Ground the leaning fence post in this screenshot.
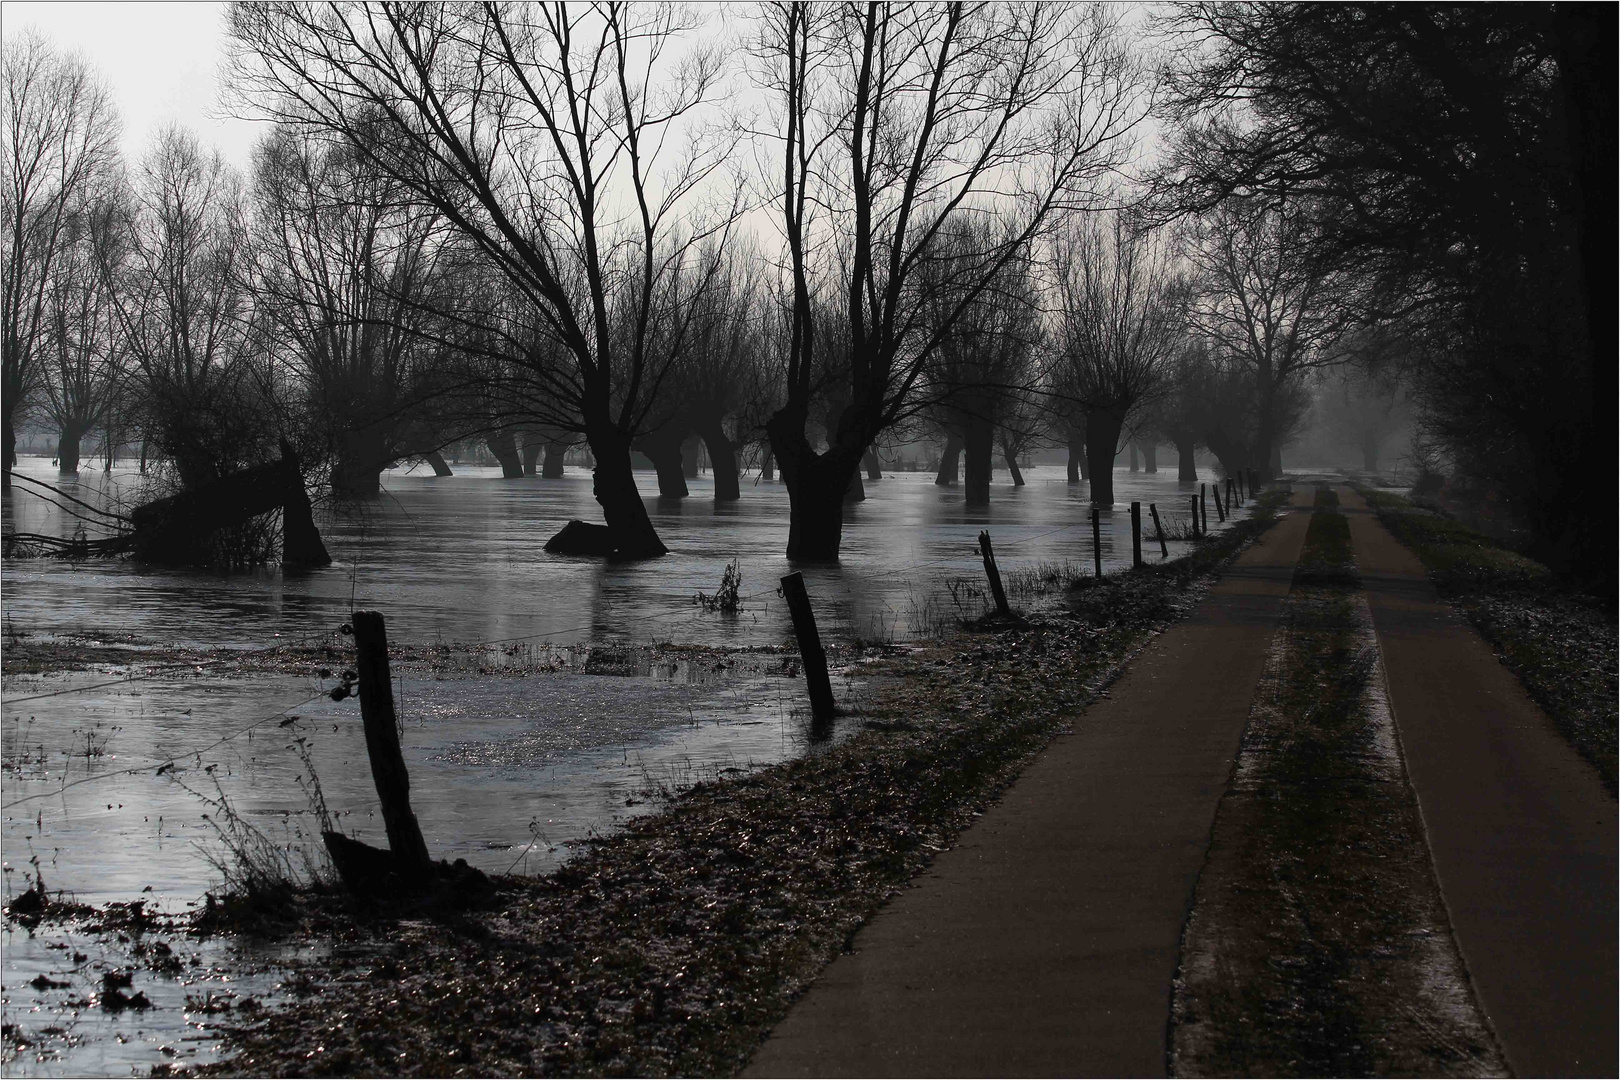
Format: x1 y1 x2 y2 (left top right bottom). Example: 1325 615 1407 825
1212 483 1227 523
350 610 431 872
1150 502 1169 558
1091 506 1103 578
780 572 836 719
1130 501 1142 568
978 530 1011 616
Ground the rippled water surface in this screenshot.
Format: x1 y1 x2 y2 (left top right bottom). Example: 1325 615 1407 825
2 453 1238 1075
3 455 1229 648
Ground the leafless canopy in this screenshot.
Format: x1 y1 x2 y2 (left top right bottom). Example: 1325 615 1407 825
1 30 120 484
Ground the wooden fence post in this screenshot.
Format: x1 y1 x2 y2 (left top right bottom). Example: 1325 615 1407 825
350 610 431 872
1200 484 1209 534
1212 483 1227 523
1091 506 1103 578
1130 502 1142 568
1149 503 1169 558
780 572 836 719
978 531 1011 616
1190 494 1200 538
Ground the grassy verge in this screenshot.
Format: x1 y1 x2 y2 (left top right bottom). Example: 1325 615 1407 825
1357 487 1617 793
1171 486 1504 1076
199 491 1290 1078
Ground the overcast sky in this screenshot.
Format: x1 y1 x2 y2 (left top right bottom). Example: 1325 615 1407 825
6 1 266 169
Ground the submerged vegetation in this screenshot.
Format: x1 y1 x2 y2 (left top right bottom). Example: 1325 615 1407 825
1358 487 1617 792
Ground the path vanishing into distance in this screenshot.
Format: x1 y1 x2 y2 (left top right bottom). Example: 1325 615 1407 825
746 485 1617 1078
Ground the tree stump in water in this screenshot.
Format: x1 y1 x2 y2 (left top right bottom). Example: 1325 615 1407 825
545 520 619 557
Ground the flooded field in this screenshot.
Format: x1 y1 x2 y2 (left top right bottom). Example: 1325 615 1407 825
2 455 1225 649
2 454 1235 1075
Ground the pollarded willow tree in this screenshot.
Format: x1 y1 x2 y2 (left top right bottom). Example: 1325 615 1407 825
1047 209 1185 506
106 127 272 488
752 0 1144 559
227 1 741 558
250 128 460 497
1 30 120 491
40 192 130 474
918 222 1041 507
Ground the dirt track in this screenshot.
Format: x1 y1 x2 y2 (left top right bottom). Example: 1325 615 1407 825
747 487 1617 1077
746 490 1314 1078
1340 487 1617 1078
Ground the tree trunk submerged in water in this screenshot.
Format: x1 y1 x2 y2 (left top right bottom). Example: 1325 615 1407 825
1142 442 1158 474
768 411 858 560
864 449 882 481
487 430 523 479
585 424 667 558
1003 439 1025 486
1176 437 1198 482
963 417 994 506
935 435 962 486
1085 406 1127 506
698 425 740 502
541 440 567 478
424 451 453 477
2 407 13 493
638 432 688 499
57 421 87 475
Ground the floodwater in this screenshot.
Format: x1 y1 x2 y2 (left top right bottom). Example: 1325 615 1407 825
1 453 1236 1075
2 455 1228 649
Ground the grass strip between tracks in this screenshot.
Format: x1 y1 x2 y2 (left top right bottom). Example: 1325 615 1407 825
1170 487 1505 1077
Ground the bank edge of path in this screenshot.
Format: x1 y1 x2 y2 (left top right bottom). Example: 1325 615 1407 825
744 489 1317 1079
1339 486 1617 1078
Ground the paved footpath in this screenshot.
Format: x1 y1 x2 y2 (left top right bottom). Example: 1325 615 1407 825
746 490 1316 1078
1339 488 1617 1078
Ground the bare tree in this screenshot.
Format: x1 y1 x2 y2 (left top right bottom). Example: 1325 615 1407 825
1047 210 1184 505
250 129 461 496
227 1 740 558
106 127 269 487
752 0 1143 558
919 222 1041 506
678 240 772 502
1183 198 1357 480
1 31 119 490
40 192 130 473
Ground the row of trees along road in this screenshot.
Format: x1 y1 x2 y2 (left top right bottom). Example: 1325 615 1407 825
1152 2 1615 587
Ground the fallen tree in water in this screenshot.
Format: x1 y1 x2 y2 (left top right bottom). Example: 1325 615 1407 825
130 446 331 569
3 444 332 570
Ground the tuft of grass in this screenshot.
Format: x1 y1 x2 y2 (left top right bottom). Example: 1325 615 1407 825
1357 486 1616 793
695 560 744 614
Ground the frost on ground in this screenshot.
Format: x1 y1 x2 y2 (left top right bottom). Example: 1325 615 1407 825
1171 489 1507 1077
